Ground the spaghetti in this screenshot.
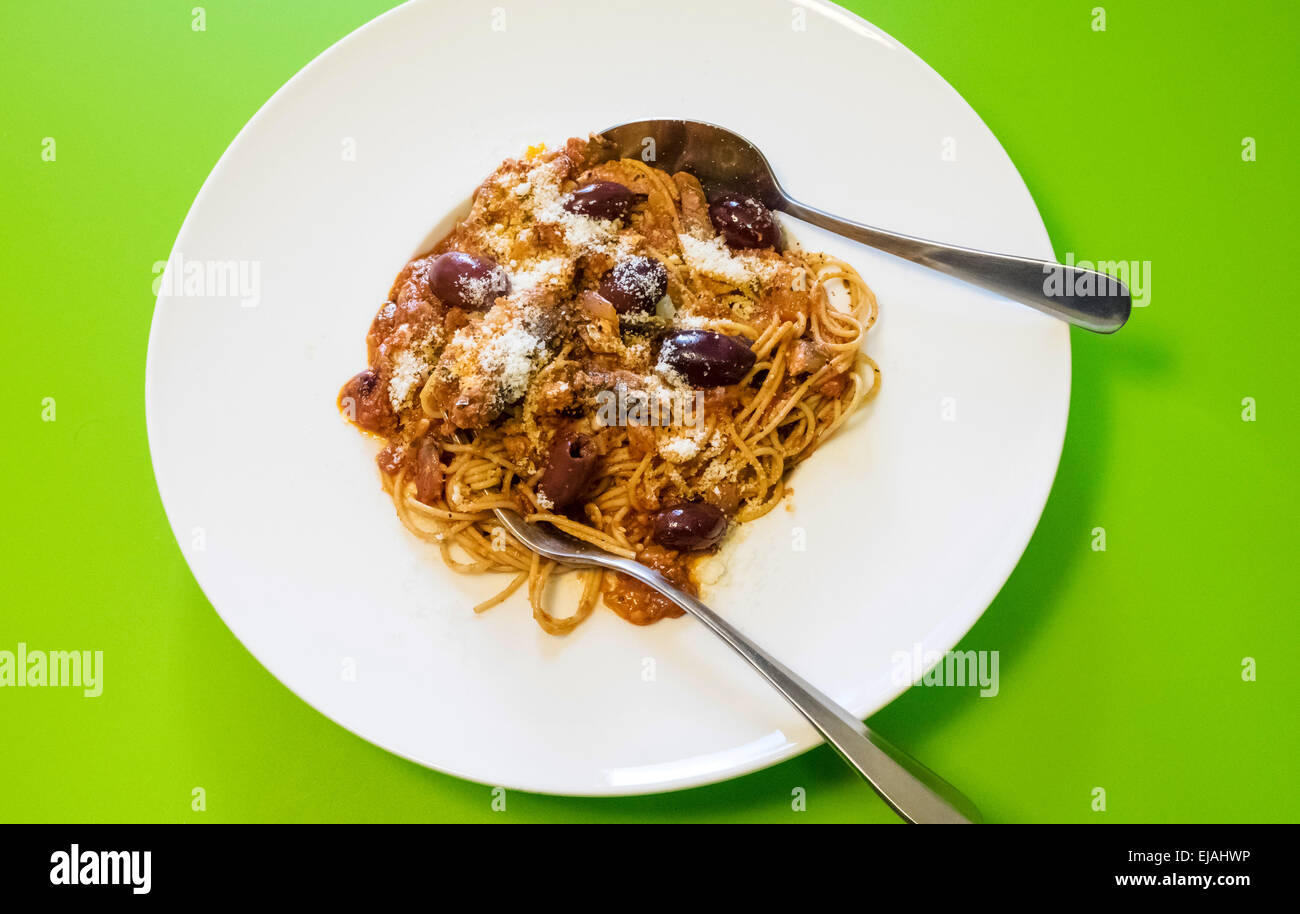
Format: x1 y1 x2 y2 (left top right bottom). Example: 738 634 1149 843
339 136 879 634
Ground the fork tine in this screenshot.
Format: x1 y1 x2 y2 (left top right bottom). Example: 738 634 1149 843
492 508 608 567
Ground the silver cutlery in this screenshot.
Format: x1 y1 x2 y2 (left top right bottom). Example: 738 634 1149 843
597 118 1130 333
492 506 981 824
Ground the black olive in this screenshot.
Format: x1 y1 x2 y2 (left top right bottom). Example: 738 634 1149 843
563 182 643 220
428 251 510 310
598 256 668 315
708 193 780 249
653 504 727 551
658 329 756 387
537 434 599 509
338 368 394 435
351 367 379 397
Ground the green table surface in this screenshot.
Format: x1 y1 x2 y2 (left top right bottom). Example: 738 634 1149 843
1 0 1296 824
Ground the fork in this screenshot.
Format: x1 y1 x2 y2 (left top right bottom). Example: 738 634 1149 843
491 506 982 824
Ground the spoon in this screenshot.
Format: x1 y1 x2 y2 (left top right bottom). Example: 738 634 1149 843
597 118 1130 333
491 506 981 824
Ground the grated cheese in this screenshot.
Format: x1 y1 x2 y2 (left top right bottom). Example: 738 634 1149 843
659 435 701 463
388 348 429 410
510 256 568 293
477 324 541 404
677 233 755 286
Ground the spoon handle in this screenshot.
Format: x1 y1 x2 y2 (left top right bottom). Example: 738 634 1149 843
610 558 981 823
780 197 1130 333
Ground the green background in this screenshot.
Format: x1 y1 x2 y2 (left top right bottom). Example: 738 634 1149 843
1 0 1295 823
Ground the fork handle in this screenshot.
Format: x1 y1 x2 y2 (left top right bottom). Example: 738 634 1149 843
614 560 981 823
779 197 1130 334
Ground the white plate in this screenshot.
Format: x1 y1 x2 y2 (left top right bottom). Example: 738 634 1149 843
146 0 1068 795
